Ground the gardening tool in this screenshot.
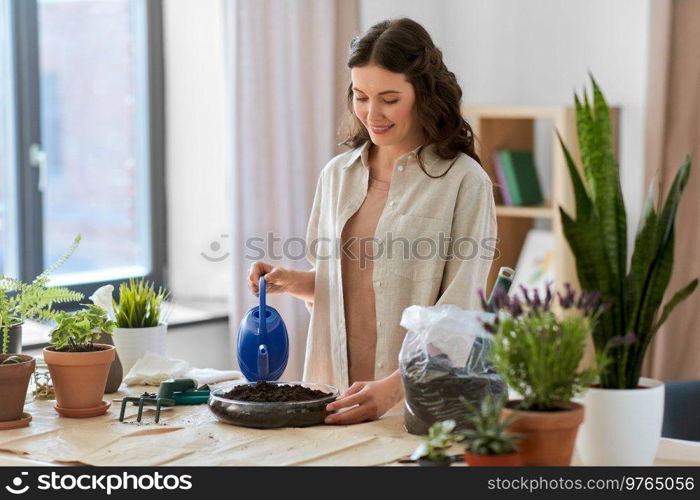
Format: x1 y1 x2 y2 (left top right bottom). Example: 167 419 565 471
117 378 210 423
236 276 289 381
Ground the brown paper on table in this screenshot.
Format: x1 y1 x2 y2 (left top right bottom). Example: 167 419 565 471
75 415 420 466
1 389 422 466
0 419 182 463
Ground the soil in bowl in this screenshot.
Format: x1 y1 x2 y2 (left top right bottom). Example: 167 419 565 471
209 381 338 429
220 381 331 402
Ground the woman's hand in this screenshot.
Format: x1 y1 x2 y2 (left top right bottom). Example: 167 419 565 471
247 261 316 302
248 261 294 295
325 371 404 425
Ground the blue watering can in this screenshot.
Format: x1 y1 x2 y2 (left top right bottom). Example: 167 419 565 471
237 276 289 381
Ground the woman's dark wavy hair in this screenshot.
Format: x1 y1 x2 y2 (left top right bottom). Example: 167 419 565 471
341 18 480 178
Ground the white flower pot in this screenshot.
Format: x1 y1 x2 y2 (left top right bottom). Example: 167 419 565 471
576 377 665 466
111 324 167 375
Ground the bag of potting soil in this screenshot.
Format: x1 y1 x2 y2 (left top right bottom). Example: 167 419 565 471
399 304 506 435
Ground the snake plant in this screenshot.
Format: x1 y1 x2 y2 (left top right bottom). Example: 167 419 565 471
558 75 698 389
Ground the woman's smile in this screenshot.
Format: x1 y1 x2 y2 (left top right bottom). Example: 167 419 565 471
369 124 394 135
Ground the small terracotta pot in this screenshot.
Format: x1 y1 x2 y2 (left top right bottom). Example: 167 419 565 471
501 400 584 466
0 354 35 422
43 344 115 411
464 451 523 466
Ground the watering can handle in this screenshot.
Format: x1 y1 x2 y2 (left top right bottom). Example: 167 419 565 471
258 275 267 336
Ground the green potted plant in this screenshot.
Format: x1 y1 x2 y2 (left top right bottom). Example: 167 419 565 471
43 304 116 418
410 419 463 466
558 76 697 465
97 278 170 375
483 282 607 465
460 394 523 466
0 235 83 354
0 236 82 428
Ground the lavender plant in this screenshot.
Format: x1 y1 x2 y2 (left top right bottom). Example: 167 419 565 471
480 283 609 411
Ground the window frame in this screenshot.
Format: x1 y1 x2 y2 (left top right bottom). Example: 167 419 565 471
7 0 167 303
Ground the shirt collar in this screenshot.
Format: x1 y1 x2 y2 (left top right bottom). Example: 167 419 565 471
342 141 442 170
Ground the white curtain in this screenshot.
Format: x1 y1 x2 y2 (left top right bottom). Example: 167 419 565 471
223 0 358 378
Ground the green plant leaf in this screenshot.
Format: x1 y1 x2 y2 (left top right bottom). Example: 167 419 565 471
652 279 698 335
556 131 593 222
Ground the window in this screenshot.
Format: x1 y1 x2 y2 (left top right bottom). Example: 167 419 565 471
1 0 19 279
2 0 165 297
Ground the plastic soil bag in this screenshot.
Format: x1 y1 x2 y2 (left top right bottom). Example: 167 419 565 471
399 304 506 435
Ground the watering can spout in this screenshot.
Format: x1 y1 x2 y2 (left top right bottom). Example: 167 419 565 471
257 345 269 380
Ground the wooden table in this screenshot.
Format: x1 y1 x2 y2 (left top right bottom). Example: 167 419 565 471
1 386 698 466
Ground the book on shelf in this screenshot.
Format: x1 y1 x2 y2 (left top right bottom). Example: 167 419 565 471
492 153 512 205
495 150 544 206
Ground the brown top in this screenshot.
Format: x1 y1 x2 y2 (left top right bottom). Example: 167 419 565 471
341 175 390 384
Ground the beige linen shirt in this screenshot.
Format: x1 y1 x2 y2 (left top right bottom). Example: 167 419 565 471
303 141 497 391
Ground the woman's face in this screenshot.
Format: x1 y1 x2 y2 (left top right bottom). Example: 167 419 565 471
351 64 423 150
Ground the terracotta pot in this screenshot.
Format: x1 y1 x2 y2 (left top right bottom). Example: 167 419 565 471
464 451 523 466
0 354 35 422
43 344 115 411
501 400 584 466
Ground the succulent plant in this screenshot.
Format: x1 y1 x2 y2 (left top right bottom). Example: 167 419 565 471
460 394 521 456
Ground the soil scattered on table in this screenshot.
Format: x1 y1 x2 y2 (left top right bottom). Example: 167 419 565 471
220 381 330 402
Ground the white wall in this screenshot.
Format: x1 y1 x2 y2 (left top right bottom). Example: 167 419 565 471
360 0 650 244
163 0 231 301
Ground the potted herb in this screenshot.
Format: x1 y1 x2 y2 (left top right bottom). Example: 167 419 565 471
460 394 522 466
0 236 82 427
43 304 116 417
100 278 170 375
410 419 463 466
558 76 697 465
484 283 607 466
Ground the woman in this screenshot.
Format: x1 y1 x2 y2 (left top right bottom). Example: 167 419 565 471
248 18 496 425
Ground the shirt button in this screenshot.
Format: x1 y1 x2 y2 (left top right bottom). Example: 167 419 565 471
375 280 382 287
397 165 404 172
388 200 395 207
377 321 382 327
377 362 384 369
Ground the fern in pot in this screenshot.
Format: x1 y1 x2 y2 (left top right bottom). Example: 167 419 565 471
0 236 82 426
483 283 608 466
94 278 171 375
558 76 698 465
44 304 116 417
